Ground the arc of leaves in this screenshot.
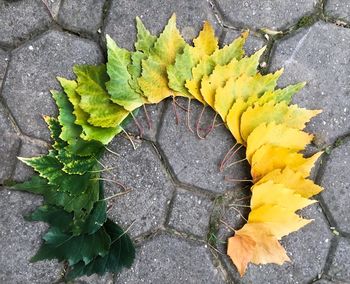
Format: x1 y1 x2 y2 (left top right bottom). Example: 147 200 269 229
12 14 324 279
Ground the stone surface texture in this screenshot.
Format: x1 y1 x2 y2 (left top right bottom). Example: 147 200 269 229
0 0 349 283
0 0 52 47
214 0 317 30
57 0 105 34
319 138 350 234
271 22 350 146
167 188 213 238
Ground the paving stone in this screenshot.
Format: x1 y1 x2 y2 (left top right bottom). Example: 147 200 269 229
57 0 105 34
325 0 350 23
219 204 332 283
0 188 61 283
0 49 9 87
115 233 226 284
124 101 165 142
327 237 350 281
313 279 343 284
167 188 213 238
214 0 317 31
0 103 20 184
2 30 104 141
222 28 266 55
75 273 113 284
104 0 221 50
100 136 175 238
42 0 62 20
13 140 48 182
319 138 350 234
0 0 52 47
157 99 251 194
270 22 350 146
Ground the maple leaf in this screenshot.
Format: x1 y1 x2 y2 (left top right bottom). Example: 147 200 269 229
251 145 323 181
245 122 314 163
138 14 186 103
227 223 290 276
75 64 129 128
106 35 144 111
185 31 248 104
167 21 218 97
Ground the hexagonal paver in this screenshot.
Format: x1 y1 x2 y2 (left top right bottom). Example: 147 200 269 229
0 0 52 47
57 0 105 34
327 237 350 281
115 233 226 284
104 0 221 50
214 0 317 30
325 0 350 23
13 139 48 182
222 29 266 55
0 103 20 183
1 30 103 141
100 136 175 238
219 204 332 283
158 99 251 193
0 188 61 283
270 22 350 146
167 188 213 238
319 138 350 234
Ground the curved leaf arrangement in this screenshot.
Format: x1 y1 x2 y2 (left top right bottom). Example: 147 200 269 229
12 14 323 279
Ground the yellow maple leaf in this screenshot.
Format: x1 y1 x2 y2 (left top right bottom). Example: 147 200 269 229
251 145 323 181
256 168 323 198
250 181 316 212
185 31 248 104
246 122 314 163
240 101 321 142
138 14 186 103
227 223 290 276
248 204 312 239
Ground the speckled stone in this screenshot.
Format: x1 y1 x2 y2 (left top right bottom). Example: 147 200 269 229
104 0 221 50
167 188 213 238
100 136 175 238
115 234 226 284
327 237 350 282
0 0 52 47
214 0 317 30
270 22 350 146
319 138 350 234
2 30 103 141
325 0 350 23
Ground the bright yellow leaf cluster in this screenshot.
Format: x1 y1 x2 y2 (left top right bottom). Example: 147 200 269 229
135 15 322 276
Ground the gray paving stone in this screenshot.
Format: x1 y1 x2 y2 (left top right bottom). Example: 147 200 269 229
75 273 113 284
13 140 48 182
2 30 103 141
319 138 350 234
167 188 213 238
0 0 52 47
157 99 251 193
115 233 226 284
0 188 61 283
313 279 344 284
214 0 317 30
0 49 9 87
124 101 165 142
101 136 175 238
0 103 20 184
222 29 266 55
325 0 350 23
104 0 221 50
219 204 332 283
270 22 350 146
328 237 350 282
57 0 105 35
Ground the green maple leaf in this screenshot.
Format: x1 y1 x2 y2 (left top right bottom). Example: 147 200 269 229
65 219 135 280
43 116 68 150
